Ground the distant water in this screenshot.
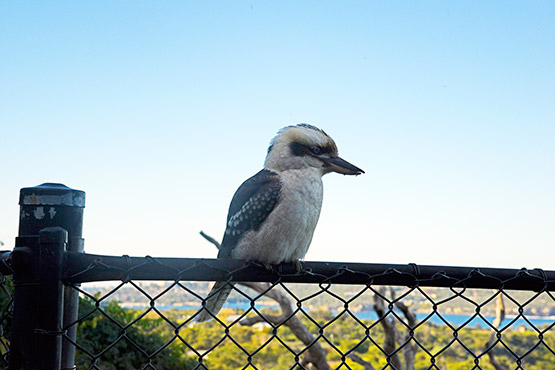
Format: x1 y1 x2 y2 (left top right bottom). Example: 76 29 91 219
355 311 555 330
120 302 554 329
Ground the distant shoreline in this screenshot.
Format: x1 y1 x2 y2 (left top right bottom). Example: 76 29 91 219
116 302 555 329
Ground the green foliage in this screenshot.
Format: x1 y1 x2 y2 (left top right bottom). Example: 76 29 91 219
0 275 13 361
163 308 555 369
0 275 13 329
75 297 196 369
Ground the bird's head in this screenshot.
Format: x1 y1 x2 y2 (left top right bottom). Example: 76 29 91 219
264 124 364 176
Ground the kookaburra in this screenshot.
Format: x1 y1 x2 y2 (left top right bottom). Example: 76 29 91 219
196 124 363 322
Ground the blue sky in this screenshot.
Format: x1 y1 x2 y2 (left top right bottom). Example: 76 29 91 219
1 1 554 269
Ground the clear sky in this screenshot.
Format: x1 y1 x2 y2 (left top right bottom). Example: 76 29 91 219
1 1 554 269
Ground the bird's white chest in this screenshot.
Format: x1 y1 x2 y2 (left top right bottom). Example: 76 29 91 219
232 169 323 264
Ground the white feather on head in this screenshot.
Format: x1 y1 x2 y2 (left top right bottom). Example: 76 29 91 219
264 124 339 172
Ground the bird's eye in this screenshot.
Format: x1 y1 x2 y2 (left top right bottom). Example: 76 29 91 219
311 146 322 155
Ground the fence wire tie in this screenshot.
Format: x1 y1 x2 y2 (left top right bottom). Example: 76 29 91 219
91 257 108 269
144 255 175 273
324 265 349 282
122 255 131 271
534 267 548 281
517 267 533 277
468 268 486 278
116 255 130 283
337 265 354 274
320 268 352 285
299 266 328 280
63 257 106 281
132 256 160 273
337 265 372 282
383 267 401 275
408 262 420 278
446 268 485 288
175 260 204 281
383 267 417 283
517 267 550 293
430 270 458 282
245 260 269 272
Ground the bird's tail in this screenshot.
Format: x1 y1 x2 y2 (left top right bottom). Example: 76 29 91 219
196 281 234 322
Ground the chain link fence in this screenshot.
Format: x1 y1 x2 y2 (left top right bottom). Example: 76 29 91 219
64 257 555 370
4 184 555 369
5 246 555 370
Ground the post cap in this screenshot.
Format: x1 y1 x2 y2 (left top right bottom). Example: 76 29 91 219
19 183 86 207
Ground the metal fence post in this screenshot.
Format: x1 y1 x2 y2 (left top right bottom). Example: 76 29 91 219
36 227 67 369
13 183 85 370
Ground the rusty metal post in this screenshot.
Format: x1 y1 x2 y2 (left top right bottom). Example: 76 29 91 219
12 183 85 370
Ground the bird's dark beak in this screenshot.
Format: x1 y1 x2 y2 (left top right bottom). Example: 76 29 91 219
322 156 364 175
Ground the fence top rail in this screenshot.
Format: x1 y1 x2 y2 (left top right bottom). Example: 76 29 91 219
62 251 555 291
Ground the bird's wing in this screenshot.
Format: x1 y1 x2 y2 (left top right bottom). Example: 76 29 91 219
218 169 282 258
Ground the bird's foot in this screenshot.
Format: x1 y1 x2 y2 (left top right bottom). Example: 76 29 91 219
294 260 304 273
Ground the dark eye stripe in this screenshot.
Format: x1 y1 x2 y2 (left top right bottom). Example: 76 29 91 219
289 142 306 156
289 142 333 157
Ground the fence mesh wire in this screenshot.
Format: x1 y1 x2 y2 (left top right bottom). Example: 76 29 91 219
50 257 555 370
